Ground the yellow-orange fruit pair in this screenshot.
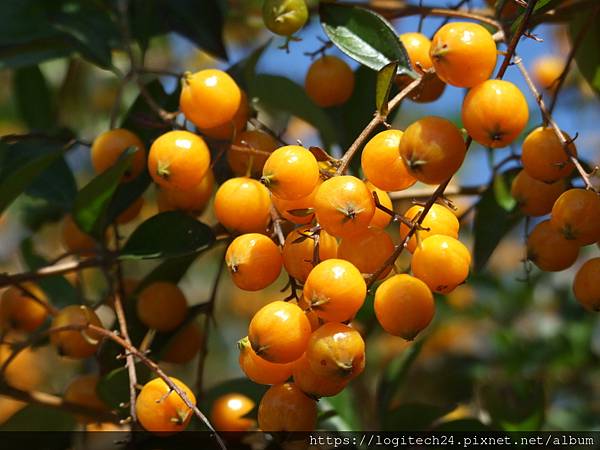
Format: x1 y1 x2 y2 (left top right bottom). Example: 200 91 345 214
156 170 214 214
226 234 282 291
162 322 203 364
261 145 320 200
361 129 416 192
338 227 395 278
258 382 317 432
91 128 146 182
374 274 435 340
282 226 338 282
314 176 375 238
0 284 49 332
50 305 104 359
238 336 294 385
399 203 459 253
292 354 348 398
527 219 579 271
551 189 600 245
228 129 279 177
399 116 466 185
521 127 577 183
412 235 471 294
510 170 566 217
64 375 107 423
573 258 600 312
136 282 188 332
148 130 211 191
210 393 255 432
303 258 366 322
305 55 355 107
214 177 271 233
248 301 311 363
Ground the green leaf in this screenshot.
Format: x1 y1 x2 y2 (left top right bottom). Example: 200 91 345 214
473 171 523 272
97 365 151 410
227 40 270 91
72 148 136 238
376 61 398 115
138 254 200 291
0 39 72 70
433 419 491 432
105 170 151 226
569 12 600 95
319 389 362 431
120 211 215 260
13 65 55 130
0 404 75 432
382 403 455 431
249 74 337 147
20 238 78 308
319 3 414 76
512 0 563 33
493 167 518 211
25 155 77 211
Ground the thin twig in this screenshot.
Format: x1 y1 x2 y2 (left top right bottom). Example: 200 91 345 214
388 184 487 201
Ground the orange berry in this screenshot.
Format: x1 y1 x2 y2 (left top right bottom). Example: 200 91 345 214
462 80 529 148
374 274 435 340
338 227 395 278
64 375 107 423
226 233 282 291
430 22 497 88
258 382 317 431
412 235 471 294
136 282 188 332
306 322 365 380
510 170 566 217
261 145 320 200
521 127 577 182
263 0 309 36
0 284 49 332
210 393 256 432
527 219 579 271
162 322 203 364
238 336 294 385
91 128 146 182
305 55 355 107
303 258 366 322
0 342 44 391
148 130 210 191
399 203 459 253
200 90 249 140
214 177 271 233
116 196 144 224
248 301 311 363
361 129 417 192
156 170 214 214
314 176 375 238
573 258 600 312
50 305 104 359
136 377 196 435
272 180 320 225
282 226 338 282
292 354 348 399
399 116 466 185
365 181 393 229
61 214 97 254
532 55 563 91
180 69 242 129
550 189 600 245
228 129 279 177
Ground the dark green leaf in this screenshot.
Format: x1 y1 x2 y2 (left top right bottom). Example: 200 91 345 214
319 3 414 76
97 365 151 410
13 65 55 130
26 156 77 210
0 39 72 70
473 171 523 272
138 254 200 291
376 61 398 115
120 211 215 260
382 403 455 431
105 170 151 225
0 404 75 432
433 419 491 432
319 389 362 431
227 40 270 92
512 0 562 33
569 12 600 95
493 167 517 211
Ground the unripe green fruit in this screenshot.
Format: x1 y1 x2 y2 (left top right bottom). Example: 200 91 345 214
262 0 309 36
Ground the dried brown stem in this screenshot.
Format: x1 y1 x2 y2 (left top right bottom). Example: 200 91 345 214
388 184 487 201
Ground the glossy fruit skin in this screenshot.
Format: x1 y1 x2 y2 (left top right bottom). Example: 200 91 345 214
210 393 256 432
399 203 459 253
527 219 580 271
314 176 376 238
462 80 529 148
64 375 107 422
214 177 271 233
305 56 355 108
136 377 196 435
0 284 48 332
412 235 471 294
136 282 188 332
258 382 316 431
365 182 393 229
303 259 366 322
148 130 210 191
50 305 103 358
200 90 249 140
263 0 309 36
573 258 600 311
292 354 348 398
238 336 294 385
180 69 241 130
521 127 577 182
156 170 214 214
248 301 311 363
282 226 338 282
510 170 566 217
550 189 600 245
272 180 320 225
338 227 395 278
305 322 365 380
430 22 497 88
62 214 97 254
532 55 563 91
374 274 435 340
228 129 279 177
226 234 282 291
361 129 417 192
261 145 320 200
91 129 146 182
116 196 144 224
162 322 203 364
0 343 44 390
399 116 466 185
